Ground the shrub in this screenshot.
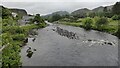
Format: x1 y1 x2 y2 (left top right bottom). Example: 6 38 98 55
48 14 62 22
33 14 45 24
12 34 26 41
83 17 93 30
2 33 12 46
115 22 120 38
95 17 108 30
2 43 21 67
3 26 25 34
112 15 119 20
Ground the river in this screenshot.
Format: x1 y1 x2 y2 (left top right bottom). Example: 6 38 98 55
20 22 118 66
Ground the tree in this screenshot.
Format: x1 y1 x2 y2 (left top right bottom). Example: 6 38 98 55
112 2 120 15
88 12 96 18
2 7 12 19
73 13 87 18
95 12 104 17
48 14 62 22
103 7 113 18
63 14 70 18
33 14 44 24
112 15 119 20
103 7 108 12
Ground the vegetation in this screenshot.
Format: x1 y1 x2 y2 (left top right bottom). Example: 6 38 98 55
112 15 120 20
113 2 120 38
116 22 120 38
49 2 120 38
32 14 45 24
112 2 120 15
2 7 12 19
29 14 46 28
82 17 93 30
1 1 120 68
1 6 46 68
95 17 108 31
48 14 62 22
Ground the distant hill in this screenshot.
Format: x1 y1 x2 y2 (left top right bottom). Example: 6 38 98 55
44 11 69 16
105 5 113 12
52 11 69 16
71 8 91 15
92 5 113 12
71 8 91 18
70 5 113 18
42 11 69 19
9 8 27 16
92 6 104 12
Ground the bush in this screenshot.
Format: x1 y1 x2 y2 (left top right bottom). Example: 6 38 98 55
95 17 108 30
12 34 26 41
48 14 62 22
112 15 119 20
3 26 25 34
115 22 120 38
2 7 12 19
32 14 45 24
2 43 21 67
2 33 12 46
83 17 93 30
2 18 16 26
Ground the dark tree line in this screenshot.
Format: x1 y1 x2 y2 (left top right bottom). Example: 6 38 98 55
112 2 120 15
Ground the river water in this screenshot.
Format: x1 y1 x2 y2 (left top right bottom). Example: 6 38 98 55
20 23 118 66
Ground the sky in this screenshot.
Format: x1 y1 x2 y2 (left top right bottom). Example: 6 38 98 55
1 0 119 15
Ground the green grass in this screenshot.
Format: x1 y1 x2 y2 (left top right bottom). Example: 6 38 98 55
60 22 81 27
59 17 118 36
1 17 47 67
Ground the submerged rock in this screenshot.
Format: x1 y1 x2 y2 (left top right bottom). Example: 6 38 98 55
33 49 37 51
24 38 28 43
52 29 55 31
56 27 79 40
88 39 92 41
26 47 33 58
26 51 33 58
32 38 36 42
26 47 32 53
107 42 113 45
104 42 107 44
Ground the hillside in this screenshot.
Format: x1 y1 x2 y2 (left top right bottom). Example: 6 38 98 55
52 11 69 16
71 8 91 15
92 6 104 12
92 5 113 12
42 11 69 19
9 8 27 16
70 5 113 18
71 8 91 18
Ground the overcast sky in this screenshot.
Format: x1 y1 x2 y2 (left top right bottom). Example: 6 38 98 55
1 0 119 15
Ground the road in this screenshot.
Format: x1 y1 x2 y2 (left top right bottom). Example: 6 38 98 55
21 23 118 66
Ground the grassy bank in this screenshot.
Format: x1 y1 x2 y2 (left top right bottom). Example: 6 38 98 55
59 17 118 36
1 17 46 67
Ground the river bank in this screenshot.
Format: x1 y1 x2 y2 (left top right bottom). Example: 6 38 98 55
58 18 119 39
